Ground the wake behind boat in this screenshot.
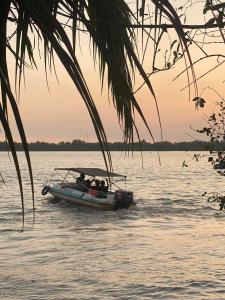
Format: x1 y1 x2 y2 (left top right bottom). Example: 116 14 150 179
42 167 135 210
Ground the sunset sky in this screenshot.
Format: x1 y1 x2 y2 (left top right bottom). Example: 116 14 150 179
6 2 225 143
11 51 224 143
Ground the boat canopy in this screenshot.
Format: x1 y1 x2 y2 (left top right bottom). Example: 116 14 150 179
54 168 126 178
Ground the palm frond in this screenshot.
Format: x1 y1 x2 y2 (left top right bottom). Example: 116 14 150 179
0 0 26 226
21 0 113 171
76 0 162 143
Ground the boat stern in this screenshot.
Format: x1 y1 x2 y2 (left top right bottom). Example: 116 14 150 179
114 190 134 209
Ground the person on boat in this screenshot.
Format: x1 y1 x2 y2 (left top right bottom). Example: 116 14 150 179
85 179 91 188
94 179 100 190
88 180 107 198
218 152 223 160
73 173 89 192
88 188 97 196
99 180 105 191
76 173 85 183
99 180 108 192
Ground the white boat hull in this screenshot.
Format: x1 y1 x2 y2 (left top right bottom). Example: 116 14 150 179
48 184 116 210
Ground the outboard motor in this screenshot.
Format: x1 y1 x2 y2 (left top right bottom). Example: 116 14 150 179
114 190 134 209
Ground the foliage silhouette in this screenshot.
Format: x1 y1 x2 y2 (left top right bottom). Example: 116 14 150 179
194 88 225 210
0 140 222 152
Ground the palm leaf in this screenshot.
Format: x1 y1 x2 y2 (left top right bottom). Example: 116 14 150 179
20 0 113 172
0 1 26 226
0 99 25 228
73 0 162 143
0 68 35 221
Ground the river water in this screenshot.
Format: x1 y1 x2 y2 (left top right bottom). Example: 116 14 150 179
1 151 225 299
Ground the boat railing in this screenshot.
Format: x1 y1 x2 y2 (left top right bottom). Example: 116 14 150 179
109 177 127 191
47 169 128 195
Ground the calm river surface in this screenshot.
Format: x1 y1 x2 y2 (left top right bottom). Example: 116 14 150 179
1 151 225 300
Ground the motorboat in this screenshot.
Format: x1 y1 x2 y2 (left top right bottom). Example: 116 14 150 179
42 167 135 210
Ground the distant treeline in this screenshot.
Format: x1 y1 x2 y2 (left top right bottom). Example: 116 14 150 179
0 139 225 151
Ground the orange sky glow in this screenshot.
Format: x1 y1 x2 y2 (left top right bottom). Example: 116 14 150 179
11 49 224 143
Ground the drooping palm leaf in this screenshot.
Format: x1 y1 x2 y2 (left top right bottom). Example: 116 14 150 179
0 0 26 225
0 96 25 227
0 68 35 222
21 0 113 172
73 0 162 143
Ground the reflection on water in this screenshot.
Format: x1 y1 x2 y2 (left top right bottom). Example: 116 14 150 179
1 151 225 299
